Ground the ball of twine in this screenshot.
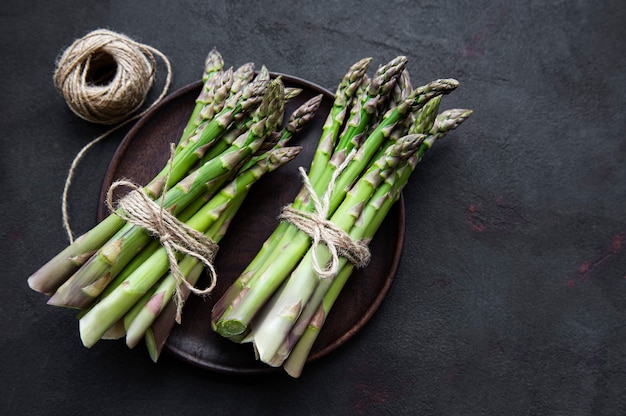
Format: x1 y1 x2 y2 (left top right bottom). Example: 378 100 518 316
53 28 166 125
55 29 172 242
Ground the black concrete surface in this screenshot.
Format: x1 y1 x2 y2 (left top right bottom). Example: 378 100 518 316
2 1 625 415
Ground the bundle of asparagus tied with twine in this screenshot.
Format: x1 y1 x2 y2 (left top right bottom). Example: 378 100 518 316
27 49 323 360
211 55 472 377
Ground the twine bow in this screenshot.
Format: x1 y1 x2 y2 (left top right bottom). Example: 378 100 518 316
106 145 218 323
280 152 371 279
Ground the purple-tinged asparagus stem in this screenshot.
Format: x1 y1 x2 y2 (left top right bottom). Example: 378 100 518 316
282 109 473 377
27 75 270 298
145 146 302 361
77 81 286 347
249 134 424 363
210 58 371 323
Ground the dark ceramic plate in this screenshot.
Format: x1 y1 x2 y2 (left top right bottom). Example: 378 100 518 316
97 74 405 374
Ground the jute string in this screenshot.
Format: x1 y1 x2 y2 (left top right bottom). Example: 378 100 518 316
106 145 218 323
54 29 172 242
280 152 371 279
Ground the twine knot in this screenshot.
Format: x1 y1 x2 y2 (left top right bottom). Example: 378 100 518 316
280 157 371 279
106 146 218 323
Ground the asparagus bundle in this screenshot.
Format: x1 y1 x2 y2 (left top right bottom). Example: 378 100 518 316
211 56 472 377
27 49 322 357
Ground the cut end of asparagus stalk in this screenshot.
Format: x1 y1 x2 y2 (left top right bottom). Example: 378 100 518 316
27 246 96 295
27 273 60 296
144 329 160 362
78 318 99 349
125 290 166 349
214 319 248 337
101 320 126 340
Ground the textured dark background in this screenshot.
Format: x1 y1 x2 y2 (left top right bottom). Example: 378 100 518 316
2 0 625 415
